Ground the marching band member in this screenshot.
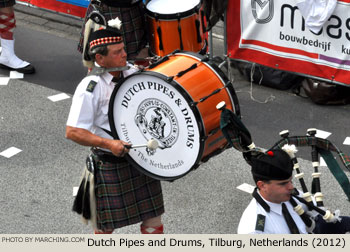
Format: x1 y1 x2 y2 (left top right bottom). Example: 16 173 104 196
66 18 164 234
0 0 35 73
78 0 147 61
237 148 350 234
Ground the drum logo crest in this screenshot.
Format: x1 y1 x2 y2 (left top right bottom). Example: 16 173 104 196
135 98 179 150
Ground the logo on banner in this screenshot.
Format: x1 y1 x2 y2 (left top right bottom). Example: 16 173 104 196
251 0 274 24
135 98 179 151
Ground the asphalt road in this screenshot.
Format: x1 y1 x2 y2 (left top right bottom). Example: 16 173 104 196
0 9 349 234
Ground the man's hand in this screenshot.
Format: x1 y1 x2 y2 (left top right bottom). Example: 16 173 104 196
109 140 130 157
66 126 130 157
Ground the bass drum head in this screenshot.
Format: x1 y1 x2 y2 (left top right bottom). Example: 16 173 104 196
146 0 200 15
109 72 204 181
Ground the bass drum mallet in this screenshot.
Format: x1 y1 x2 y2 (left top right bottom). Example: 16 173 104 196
124 139 159 151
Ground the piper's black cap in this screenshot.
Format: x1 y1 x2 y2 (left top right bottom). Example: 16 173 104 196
251 149 293 181
88 28 123 51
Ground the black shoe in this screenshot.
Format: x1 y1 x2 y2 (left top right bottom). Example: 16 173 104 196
0 63 35 74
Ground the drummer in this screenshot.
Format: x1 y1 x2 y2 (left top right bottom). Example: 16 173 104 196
66 20 165 234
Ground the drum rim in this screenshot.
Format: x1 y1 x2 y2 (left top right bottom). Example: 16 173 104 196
145 1 201 20
108 70 206 181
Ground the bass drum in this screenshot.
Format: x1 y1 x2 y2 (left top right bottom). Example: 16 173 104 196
145 0 207 56
109 52 240 180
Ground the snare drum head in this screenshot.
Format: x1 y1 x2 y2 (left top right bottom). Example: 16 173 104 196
109 72 204 180
146 0 200 15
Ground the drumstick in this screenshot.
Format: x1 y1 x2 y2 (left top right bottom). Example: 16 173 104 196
124 139 159 150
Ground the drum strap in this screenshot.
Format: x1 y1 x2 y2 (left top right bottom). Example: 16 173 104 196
101 127 113 138
100 70 125 140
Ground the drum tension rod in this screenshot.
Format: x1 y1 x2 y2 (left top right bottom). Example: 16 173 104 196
165 63 198 83
191 81 232 106
195 19 202 43
177 14 184 50
177 63 198 77
148 56 169 69
208 127 220 136
156 15 164 51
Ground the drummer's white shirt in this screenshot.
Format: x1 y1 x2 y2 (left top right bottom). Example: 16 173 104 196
237 191 308 234
66 64 138 140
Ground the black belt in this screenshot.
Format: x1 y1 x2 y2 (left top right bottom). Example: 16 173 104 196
91 148 127 164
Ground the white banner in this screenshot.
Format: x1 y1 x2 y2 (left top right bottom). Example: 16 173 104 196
227 0 350 85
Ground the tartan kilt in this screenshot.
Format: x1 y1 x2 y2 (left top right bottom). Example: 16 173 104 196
0 0 15 8
94 156 164 231
77 1 147 60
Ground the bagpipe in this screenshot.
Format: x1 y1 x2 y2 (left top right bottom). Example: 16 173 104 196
216 102 350 233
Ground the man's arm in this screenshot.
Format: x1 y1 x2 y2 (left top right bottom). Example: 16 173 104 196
65 126 129 157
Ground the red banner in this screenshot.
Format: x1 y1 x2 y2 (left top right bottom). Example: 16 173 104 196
18 0 88 18
227 0 350 85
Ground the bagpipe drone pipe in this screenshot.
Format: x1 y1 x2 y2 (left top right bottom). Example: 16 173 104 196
272 129 350 233
216 103 350 233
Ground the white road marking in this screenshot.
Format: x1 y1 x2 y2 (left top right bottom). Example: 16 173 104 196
0 147 22 158
315 129 332 139
343 137 350 146
9 71 24 79
73 187 79 197
320 157 327 167
0 77 10 85
237 183 255 194
48 93 70 102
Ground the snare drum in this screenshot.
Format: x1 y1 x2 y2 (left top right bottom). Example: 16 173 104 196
109 52 240 180
145 0 207 56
